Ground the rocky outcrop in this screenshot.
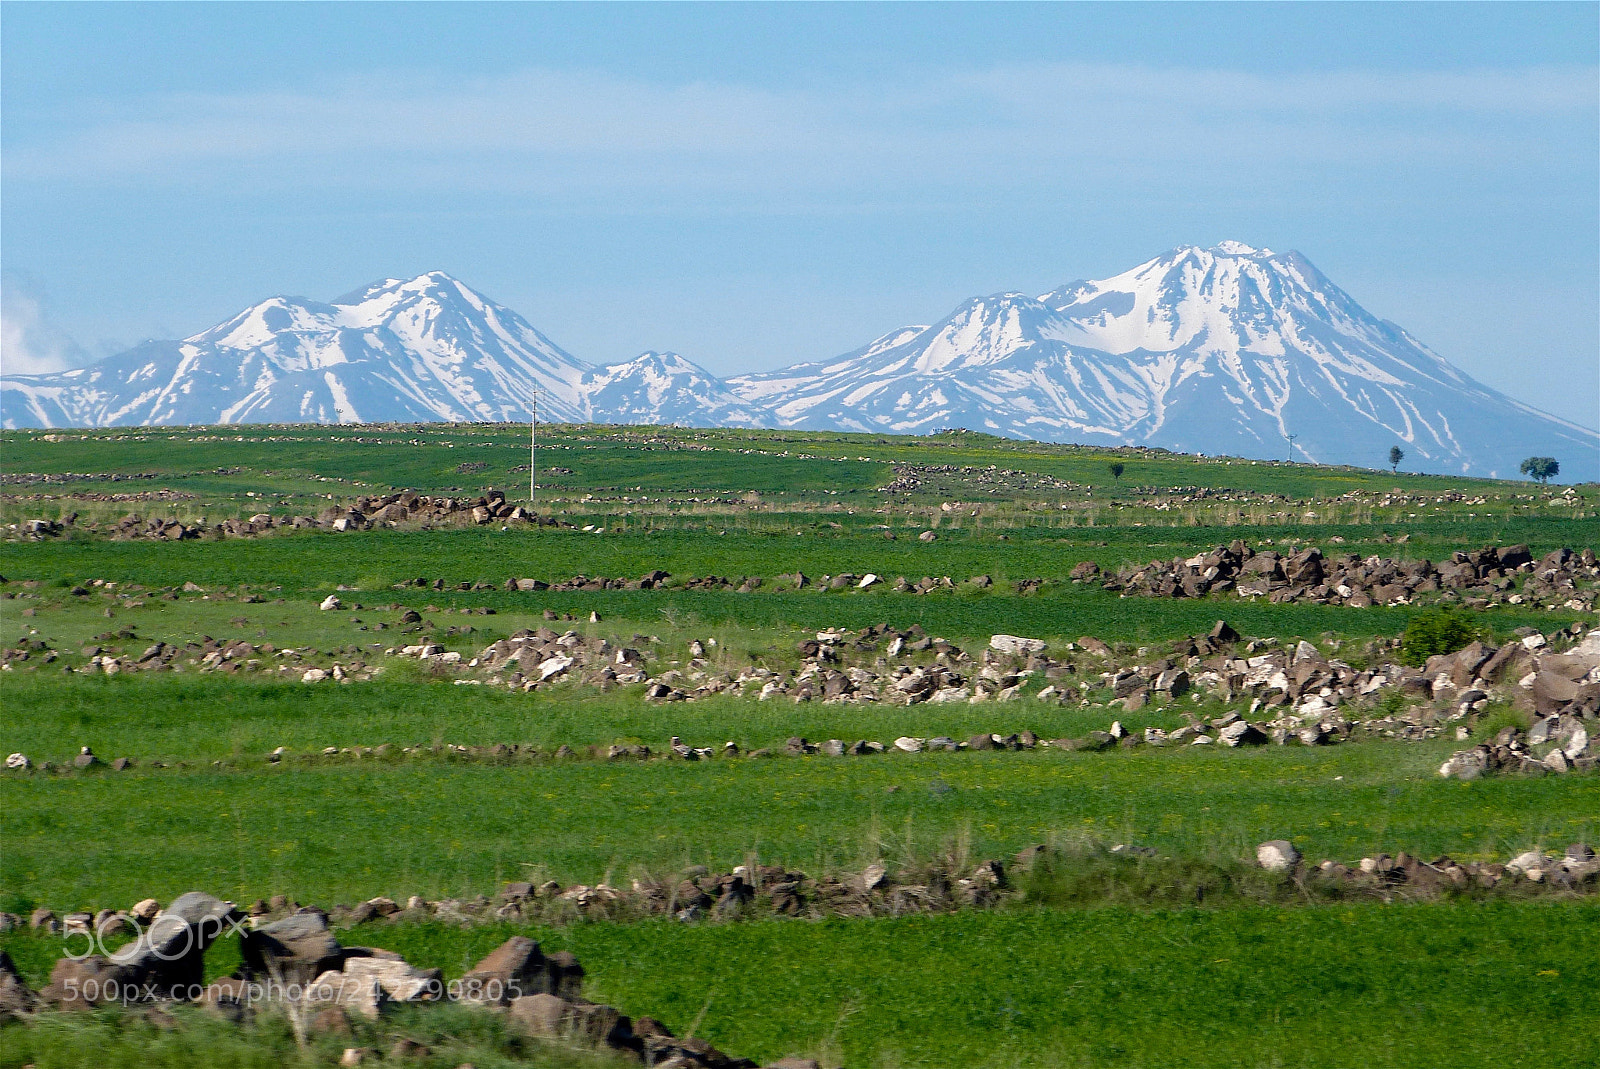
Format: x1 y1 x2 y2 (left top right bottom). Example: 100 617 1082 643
1104 540 1596 612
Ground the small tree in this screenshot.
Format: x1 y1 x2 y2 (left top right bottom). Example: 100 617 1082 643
1519 457 1559 484
1388 446 1404 474
1107 461 1125 482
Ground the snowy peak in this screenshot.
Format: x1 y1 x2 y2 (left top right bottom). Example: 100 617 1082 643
907 293 1061 373
727 240 1594 477
584 351 765 428
1041 242 1390 360
3 248 1594 480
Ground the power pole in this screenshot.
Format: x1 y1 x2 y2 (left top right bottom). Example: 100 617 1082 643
529 390 537 509
1283 432 1297 463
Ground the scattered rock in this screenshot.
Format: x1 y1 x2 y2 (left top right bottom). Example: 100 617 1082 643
1256 840 1301 873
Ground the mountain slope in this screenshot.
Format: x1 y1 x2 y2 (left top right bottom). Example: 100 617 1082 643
2 273 593 427
728 243 1598 479
4 249 1594 480
583 351 767 428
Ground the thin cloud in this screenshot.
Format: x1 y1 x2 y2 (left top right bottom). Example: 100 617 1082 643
0 277 90 376
7 62 1593 196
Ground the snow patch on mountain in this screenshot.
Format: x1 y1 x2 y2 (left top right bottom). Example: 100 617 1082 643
4 248 1594 480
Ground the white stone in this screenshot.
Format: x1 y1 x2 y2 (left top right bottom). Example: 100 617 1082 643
308 971 386 1019
302 668 328 683
990 635 1047 655
892 736 925 753
857 573 879 589
1256 840 1301 873
538 655 573 681
320 594 341 611
1506 850 1547 875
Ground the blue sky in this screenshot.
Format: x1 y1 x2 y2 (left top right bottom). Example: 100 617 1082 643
3 1 1597 427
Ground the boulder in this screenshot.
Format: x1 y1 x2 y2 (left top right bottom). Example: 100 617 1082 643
40 955 142 1009
1219 721 1268 747
1564 725 1590 760
82 891 246 998
0 951 35 1020
1256 840 1301 873
854 862 889 893
308 971 387 1019
461 936 582 1003
1208 620 1241 644
320 595 342 611
1530 671 1583 715
989 634 1046 656
1439 749 1488 780
1154 669 1189 696
340 956 441 1005
242 911 344 985
509 992 575 1037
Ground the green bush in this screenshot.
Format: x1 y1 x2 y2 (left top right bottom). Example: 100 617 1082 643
1400 609 1480 667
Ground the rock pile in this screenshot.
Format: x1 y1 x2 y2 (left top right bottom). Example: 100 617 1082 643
23 490 572 543
1104 540 1596 611
14 896 810 1068
14 619 1595 775
1257 839 1600 892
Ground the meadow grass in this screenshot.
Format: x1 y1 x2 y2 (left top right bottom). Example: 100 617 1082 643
0 997 632 1069
0 671 1212 763
3 425 1596 1067
4 902 1596 1068
4 740 1595 909
7 518 1599 596
0 423 1537 500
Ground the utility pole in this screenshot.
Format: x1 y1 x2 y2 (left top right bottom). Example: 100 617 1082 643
529 390 537 509
1283 432 1297 463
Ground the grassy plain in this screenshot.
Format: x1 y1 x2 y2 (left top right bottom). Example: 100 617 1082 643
3 904 1597 1068
2 424 1597 1067
4 736 1597 909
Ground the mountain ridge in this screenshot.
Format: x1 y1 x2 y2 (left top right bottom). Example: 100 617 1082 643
4 246 1595 480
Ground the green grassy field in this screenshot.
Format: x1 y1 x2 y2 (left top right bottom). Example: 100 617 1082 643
5 731 1596 909
4 903 1596 1068
3 425 1596 1067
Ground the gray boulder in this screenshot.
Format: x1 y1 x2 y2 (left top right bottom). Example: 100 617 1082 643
1220 721 1268 747
1256 840 1301 873
105 891 243 996
242 910 344 984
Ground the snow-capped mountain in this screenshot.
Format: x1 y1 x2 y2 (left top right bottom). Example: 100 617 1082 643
1 273 591 427
729 242 1597 479
4 248 1594 479
581 351 766 428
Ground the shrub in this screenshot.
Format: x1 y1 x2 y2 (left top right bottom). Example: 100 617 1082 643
1471 704 1531 741
1400 609 1480 667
